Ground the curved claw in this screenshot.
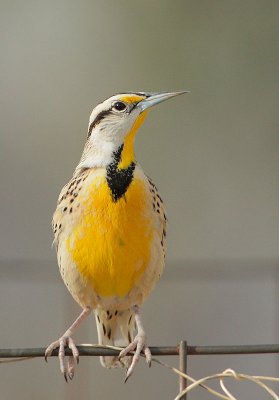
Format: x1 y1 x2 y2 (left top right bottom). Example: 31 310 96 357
67 356 75 380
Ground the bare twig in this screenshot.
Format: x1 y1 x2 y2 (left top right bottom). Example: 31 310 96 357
0 343 278 399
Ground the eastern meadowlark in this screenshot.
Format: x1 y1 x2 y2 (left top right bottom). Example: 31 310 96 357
45 91 187 381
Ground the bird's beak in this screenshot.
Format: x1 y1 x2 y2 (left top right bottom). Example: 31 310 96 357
137 91 189 112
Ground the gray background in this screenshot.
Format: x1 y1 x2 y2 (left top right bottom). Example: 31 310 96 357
0 1 278 399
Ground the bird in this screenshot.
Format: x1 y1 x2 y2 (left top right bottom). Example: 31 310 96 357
45 91 187 381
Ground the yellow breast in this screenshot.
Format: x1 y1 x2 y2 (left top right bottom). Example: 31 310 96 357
66 172 154 298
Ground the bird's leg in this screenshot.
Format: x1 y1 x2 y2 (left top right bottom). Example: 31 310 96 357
119 305 152 382
45 306 91 381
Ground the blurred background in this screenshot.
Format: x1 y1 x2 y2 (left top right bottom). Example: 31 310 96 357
0 1 278 399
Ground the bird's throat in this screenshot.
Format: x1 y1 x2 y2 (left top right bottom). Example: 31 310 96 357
106 111 148 201
106 144 135 202
118 110 148 169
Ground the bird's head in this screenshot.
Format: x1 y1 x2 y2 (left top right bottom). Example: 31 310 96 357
78 91 188 170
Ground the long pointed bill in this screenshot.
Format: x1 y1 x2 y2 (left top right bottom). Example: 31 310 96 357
137 91 189 112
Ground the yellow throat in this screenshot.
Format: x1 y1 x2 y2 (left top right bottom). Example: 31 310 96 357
118 110 148 169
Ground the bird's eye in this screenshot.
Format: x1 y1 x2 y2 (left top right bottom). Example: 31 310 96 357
112 101 127 112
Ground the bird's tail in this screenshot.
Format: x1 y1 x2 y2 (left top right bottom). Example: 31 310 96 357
95 308 135 369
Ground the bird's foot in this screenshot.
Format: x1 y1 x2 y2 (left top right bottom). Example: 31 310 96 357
119 332 152 382
45 307 91 381
45 334 79 381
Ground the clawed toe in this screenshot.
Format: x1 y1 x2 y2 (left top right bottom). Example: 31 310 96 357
144 346 152 367
119 334 152 382
67 356 75 380
45 339 60 362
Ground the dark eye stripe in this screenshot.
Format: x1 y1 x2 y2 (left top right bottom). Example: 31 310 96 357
87 109 111 138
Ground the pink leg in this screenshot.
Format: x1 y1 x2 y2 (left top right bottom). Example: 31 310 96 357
45 307 91 381
119 305 152 382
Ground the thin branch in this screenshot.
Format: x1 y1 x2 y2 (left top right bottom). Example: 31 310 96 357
0 344 278 399
1 343 279 358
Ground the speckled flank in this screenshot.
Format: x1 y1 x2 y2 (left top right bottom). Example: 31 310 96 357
147 176 167 259
52 168 90 278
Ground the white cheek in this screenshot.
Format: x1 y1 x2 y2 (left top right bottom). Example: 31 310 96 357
81 110 140 169
91 113 136 144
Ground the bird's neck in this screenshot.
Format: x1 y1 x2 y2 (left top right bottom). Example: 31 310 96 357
75 111 148 180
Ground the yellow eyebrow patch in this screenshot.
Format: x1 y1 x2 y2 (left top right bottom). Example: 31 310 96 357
120 95 145 104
